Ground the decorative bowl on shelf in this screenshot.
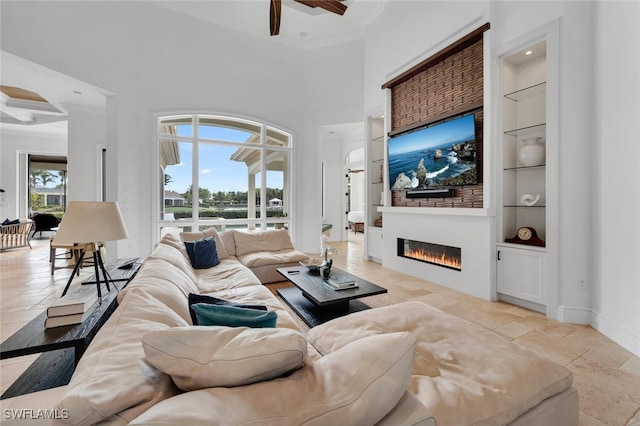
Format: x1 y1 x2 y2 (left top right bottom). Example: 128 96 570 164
299 258 327 272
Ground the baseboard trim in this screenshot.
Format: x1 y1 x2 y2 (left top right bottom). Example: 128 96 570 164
557 306 639 357
590 311 640 358
557 305 591 324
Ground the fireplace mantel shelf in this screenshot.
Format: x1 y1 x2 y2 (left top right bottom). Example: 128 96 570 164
378 206 494 217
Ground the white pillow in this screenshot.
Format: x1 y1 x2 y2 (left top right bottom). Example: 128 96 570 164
131 332 416 425
142 326 307 391
233 229 293 257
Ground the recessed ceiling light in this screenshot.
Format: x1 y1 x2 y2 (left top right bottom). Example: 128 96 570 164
525 50 533 56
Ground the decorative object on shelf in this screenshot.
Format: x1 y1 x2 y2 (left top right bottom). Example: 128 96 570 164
520 193 541 206
517 136 545 167
505 226 545 247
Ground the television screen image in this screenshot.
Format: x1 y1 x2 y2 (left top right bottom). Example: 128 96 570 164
388 113 477 190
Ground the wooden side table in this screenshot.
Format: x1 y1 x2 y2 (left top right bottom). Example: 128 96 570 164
0 259 141 399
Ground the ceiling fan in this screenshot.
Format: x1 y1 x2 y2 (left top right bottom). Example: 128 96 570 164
270 0 348 36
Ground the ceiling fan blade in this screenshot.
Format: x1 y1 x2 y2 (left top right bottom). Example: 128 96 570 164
294 0 348 16
270 0 282 36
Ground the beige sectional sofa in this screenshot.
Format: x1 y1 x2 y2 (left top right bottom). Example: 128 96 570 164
1 228 578 425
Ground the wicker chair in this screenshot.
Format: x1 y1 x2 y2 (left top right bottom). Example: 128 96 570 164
0 219 33 251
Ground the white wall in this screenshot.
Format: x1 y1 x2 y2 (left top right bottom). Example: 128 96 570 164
320 134 345 244
0 129 67 219
302 42 365 250
66 106 107 202
592 1 640 356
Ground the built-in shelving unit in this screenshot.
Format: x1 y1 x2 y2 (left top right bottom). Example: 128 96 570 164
497 40 550 313
365 115 385 262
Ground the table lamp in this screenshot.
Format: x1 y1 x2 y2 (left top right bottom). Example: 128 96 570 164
54 201 129 303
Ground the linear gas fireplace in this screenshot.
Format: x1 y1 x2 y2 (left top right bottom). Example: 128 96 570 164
397 238 461 271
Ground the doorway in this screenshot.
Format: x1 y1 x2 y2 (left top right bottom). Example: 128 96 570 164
27 154 68 218
345 148 364 244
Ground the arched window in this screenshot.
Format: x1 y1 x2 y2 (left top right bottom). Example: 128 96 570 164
157 114 291 235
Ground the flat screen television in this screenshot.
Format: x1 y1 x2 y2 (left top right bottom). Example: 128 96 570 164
387 112 477 190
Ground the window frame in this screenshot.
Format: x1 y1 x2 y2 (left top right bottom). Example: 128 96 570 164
155 113 293 239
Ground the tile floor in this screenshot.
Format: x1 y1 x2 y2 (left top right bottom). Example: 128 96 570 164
1 233 639 425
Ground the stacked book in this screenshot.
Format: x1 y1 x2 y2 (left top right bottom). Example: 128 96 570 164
325 274 358 290
45 292 98 329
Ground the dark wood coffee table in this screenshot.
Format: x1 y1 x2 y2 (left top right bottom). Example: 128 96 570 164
276 266 387 327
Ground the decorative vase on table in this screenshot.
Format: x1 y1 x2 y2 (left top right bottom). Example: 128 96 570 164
517 137 545 167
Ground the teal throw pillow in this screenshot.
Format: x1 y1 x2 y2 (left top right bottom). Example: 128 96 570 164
184 237 219 269
191 304 277 328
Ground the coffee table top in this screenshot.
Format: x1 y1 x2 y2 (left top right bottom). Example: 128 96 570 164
277 266 387 306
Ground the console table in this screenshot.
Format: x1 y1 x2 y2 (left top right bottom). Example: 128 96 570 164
0 259 141 399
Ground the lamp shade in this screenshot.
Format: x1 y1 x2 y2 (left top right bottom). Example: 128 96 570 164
54 201 128 245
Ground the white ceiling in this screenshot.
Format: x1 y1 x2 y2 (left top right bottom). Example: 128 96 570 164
1 0 386 137
151 0 389 49
0 52 108 135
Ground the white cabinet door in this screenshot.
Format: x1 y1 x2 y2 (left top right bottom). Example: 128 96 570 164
497 245 546 305
367 227 383 262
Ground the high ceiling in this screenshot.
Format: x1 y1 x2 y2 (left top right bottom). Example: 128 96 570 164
1 0 387 136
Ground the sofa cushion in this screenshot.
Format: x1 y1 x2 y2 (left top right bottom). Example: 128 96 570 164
184 236 220 269
56 288 188 425
219 230 236 257
237 248 309 268
195 257 262 292
119 257 199 322
130 332 416 426
141 326 307 391
307 301 574 426
233 229 294 257
188 293 266 325
207 285 300 330
148 240 199 286
180 228 229 260
191 304 277 328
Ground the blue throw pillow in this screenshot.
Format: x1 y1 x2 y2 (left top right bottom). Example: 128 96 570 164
191 304 278 328
188 293 267 325
184 237 219 269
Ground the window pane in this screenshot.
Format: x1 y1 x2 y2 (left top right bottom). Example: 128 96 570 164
266 127 290 148
159 116 193 137
199 117 259 143
267 150 288 214
161 140 192 220
198 143 261 220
